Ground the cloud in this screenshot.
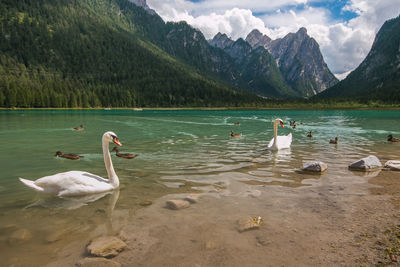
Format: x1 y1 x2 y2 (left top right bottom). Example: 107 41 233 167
148 0 313 16
147 0 400 78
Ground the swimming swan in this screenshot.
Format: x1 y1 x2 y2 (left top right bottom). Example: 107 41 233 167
19 132 122 197
268 118 292 150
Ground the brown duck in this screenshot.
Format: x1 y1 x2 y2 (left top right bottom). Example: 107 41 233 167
230 130 242 138
55 151 84 160
73 124 84 130
112 147 138 159
329 137 338 144
388 135 400 142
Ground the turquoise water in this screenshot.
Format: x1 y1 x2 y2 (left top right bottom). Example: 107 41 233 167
0 109 399 265
1 109 399 202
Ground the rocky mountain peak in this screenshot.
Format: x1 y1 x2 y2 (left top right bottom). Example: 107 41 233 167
296 27 307 35
209 27 338 97
245 29 271 49
209 32 234 49
129 0 156 15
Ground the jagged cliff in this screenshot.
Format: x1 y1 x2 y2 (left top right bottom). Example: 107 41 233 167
245 28 338 97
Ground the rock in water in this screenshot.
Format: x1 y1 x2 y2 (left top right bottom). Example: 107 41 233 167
76 257 121 267
139 200 152 206
166 199 191 210
302 161 327 173
348 155 382 171
184 194 200 204
8 229 32 244
87 236 127 258
384 160 400 171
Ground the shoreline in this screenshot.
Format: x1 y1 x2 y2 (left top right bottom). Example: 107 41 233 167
1 106 400 111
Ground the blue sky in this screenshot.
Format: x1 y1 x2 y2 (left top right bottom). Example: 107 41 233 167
147 0 400 78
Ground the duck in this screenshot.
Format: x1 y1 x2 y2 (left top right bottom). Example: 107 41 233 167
329 137 338 144
55 151 84 160
230 130 242 138
112 147 138 159
73 124 84 130
268 118 292 150
19 131 122 197
307 131 312 137
388 134 400 142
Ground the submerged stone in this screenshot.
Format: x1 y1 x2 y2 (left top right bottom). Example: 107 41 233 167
348 155 382 171
302 161 327 173
8 228 32 244
184 194 200 204
139 200 153 206
166 199 190 210
384 160 400 171
87 236 127 258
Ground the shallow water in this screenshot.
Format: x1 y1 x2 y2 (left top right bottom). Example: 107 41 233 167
0 109 399 265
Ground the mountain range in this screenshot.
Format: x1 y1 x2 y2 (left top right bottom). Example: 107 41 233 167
210 28 338 98
0 0 398 108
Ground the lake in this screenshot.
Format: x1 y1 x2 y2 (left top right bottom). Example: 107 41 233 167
0 109 399 266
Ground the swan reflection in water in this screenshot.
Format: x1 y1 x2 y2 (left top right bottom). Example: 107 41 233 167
24 189 120 211
270 148 292 170
23 190 121 238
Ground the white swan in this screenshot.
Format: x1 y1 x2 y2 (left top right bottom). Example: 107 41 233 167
268 118 292 150
19 131 122 197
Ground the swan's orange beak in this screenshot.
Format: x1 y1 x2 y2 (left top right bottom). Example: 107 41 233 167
280 122 285 128
113 137 122 146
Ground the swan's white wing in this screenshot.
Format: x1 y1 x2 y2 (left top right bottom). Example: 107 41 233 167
32 171 113 196
276 133 292 149
268 137 275 148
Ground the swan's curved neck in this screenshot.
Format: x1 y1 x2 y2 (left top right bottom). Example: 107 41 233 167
273 120 279 148
102 137 119 188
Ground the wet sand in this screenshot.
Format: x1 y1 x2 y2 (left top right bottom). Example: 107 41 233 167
43 169 400 267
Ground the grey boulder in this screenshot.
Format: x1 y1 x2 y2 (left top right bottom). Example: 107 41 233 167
384 160 400 171
302 161 327 173
348 155 382 171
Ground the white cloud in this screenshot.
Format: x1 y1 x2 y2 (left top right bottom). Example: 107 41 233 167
147 0 400 77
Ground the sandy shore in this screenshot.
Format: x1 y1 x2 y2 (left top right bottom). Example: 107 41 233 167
45 169 400 267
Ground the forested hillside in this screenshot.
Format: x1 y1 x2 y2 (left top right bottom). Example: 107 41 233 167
317 15 400 103
0 0 263 108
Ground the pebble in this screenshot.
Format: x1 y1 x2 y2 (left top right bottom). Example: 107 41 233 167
8 228 32 244
237 217 262 233
45 227 72 243
87 236 127 258
166 199 191 210
139 200 153 206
